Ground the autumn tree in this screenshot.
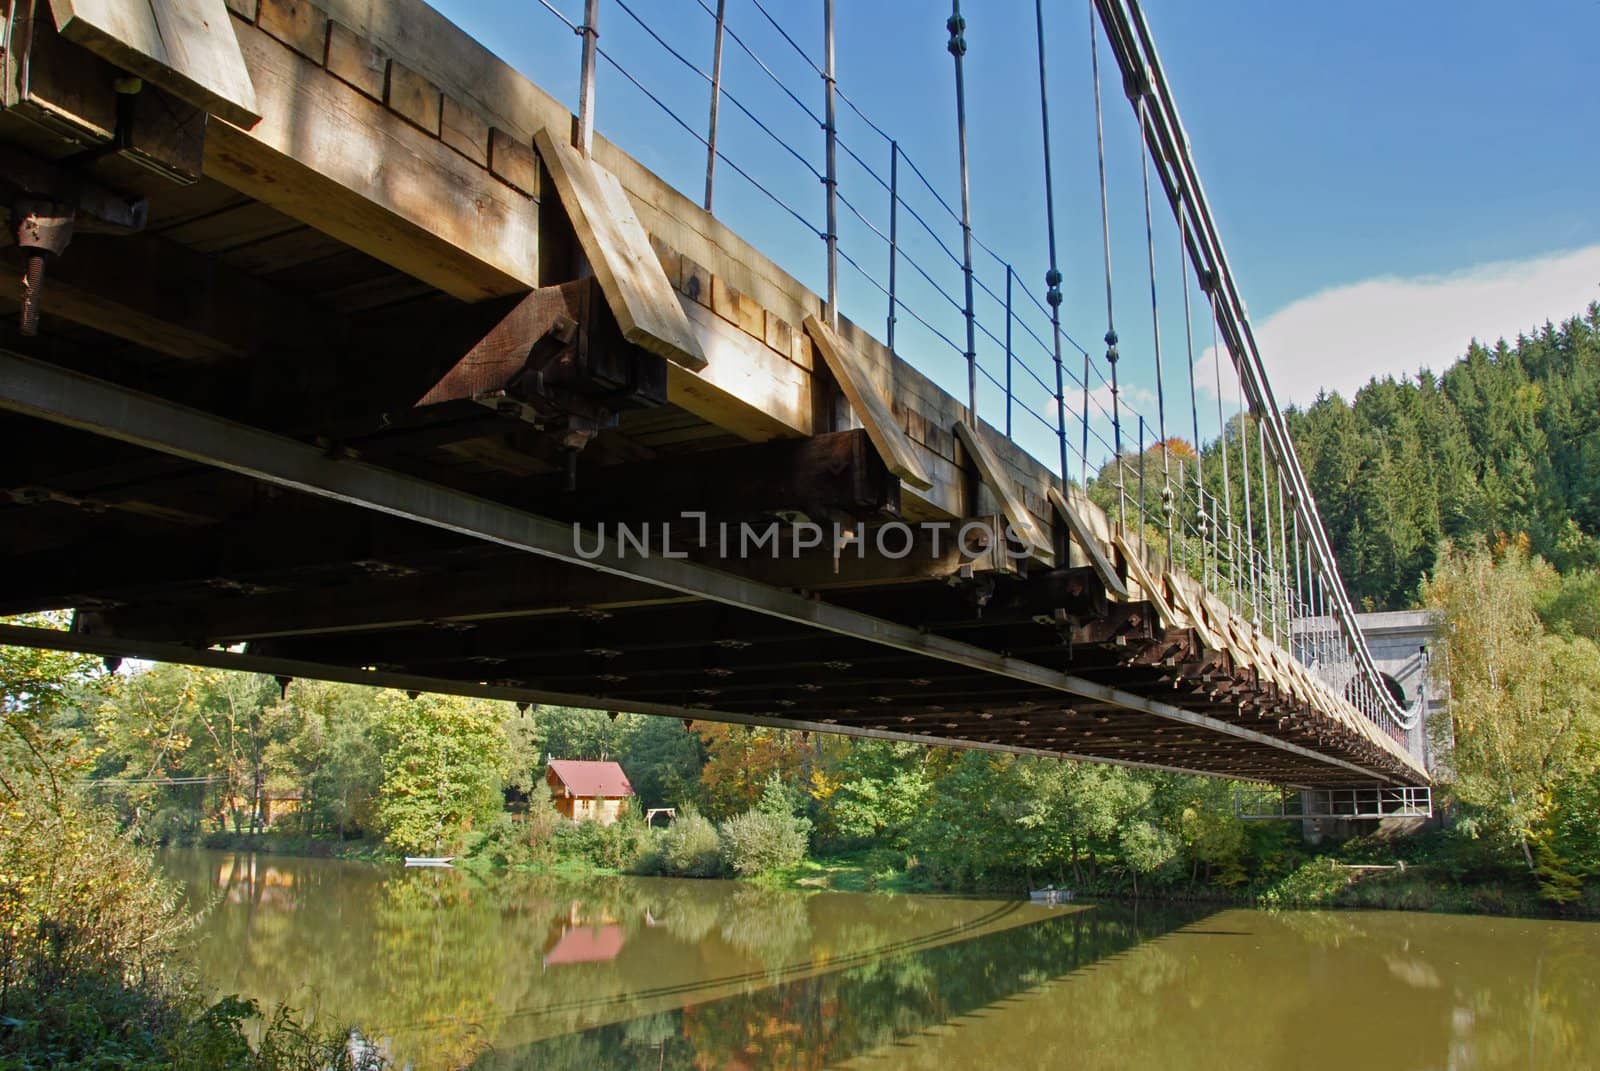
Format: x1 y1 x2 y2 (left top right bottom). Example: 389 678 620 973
1424 540 1600 869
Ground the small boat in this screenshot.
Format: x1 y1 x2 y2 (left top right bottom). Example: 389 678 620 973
1029 886 1074 905
404 856 455 868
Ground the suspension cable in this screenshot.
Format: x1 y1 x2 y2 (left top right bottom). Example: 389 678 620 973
1237 356 1256 626
1180 204 1205 570
1035 0 1069 481
1090 2 1123 523
1210 292 1235 609
1137 93 1172 559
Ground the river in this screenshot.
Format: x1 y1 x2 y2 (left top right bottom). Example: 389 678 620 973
163 849 1600 1070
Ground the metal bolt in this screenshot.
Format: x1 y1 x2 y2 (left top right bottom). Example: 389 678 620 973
19 253 45 337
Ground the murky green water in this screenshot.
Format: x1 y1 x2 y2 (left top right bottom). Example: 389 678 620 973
164 850 1600 1070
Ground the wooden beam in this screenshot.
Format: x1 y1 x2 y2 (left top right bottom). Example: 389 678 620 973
953 421 1048 555
0 504 477 613
94 558 676 641
670 297 810 441
89 517 1010 644
533 128 705 371
2 7 207 183
414 277 666 412
1048 487 1129 600
48 0 259 126
26 232 314 361
204 18 538 300
543 429 898 525
803 315 932 490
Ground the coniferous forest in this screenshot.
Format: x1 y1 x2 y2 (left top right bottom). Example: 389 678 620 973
1287 305 1600 611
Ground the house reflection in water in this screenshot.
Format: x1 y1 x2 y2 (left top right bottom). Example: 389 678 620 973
215 855 298 907
543 900 626 968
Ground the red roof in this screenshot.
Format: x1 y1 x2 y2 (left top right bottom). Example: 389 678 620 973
546 759 635 798
544 925 625 965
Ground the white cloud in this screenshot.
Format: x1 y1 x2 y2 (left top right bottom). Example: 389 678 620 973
1196 245 1600 408
1042 383 1155 424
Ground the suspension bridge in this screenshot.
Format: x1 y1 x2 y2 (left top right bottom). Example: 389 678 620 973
0 0 1430 795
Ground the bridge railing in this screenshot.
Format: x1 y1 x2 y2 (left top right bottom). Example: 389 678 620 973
526 0 1422 749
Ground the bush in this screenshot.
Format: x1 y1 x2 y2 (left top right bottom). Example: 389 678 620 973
1257 856 1352 908
718 808 808 876
0 782 383 1069
650 808 725 877
551 815 648 871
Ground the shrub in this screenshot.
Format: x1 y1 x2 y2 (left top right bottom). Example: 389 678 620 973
718 808 808 876
1257 856 1352 908
653 808 725 877
0 781 383 1069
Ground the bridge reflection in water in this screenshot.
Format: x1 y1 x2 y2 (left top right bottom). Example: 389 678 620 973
169 852 1600 1071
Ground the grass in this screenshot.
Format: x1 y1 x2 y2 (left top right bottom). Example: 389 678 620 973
763 851 934 894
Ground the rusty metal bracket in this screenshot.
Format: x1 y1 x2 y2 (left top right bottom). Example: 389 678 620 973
3 145 148 336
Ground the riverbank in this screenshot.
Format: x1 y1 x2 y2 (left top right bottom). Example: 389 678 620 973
187 829 1600 921
200 830 396 863
766 846 1600 921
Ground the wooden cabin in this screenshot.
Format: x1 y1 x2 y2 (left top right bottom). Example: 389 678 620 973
545 760 635 825
218 788 304 829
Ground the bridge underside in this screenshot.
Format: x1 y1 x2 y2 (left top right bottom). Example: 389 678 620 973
0 0 1423 787
0 341 1415 786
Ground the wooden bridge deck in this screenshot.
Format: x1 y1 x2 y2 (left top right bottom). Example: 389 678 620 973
0 0 1424 785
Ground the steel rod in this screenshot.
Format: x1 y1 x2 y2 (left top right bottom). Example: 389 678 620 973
887 141 899 350
575 0 600 155
1137 94 1173 563
1089 2 1123 525
702 0 728 210
1004 265 1014 438
1258 417 1276 644
822 0 839 327
948 0 978 421
1034 0 1070 483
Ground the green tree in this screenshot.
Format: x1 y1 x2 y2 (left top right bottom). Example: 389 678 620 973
1425 541 1600 870
819 741 935 850
372 691 509 854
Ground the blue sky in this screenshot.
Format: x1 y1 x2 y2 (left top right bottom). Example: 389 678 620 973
435 0 1599 468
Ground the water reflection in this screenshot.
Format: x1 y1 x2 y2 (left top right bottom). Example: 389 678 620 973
166 851 1600 1071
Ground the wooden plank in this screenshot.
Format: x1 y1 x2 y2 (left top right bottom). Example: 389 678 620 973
1048 487 1129 600
1165 569 1224 653
385 58 439 135
953 421 1048 553
324 20 384 99
804 315 932 491
439 95 488 166
763 312 796 365
49 0 260 126
3 6 206 182
487 127 538 196
1201 591 1253 667
680 255 712 307
205 19 538 301
1113 533 1177 631
711 273 763 338
673 297 808 441
534 127 706 372
33 232 316 361
255 0 323 62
